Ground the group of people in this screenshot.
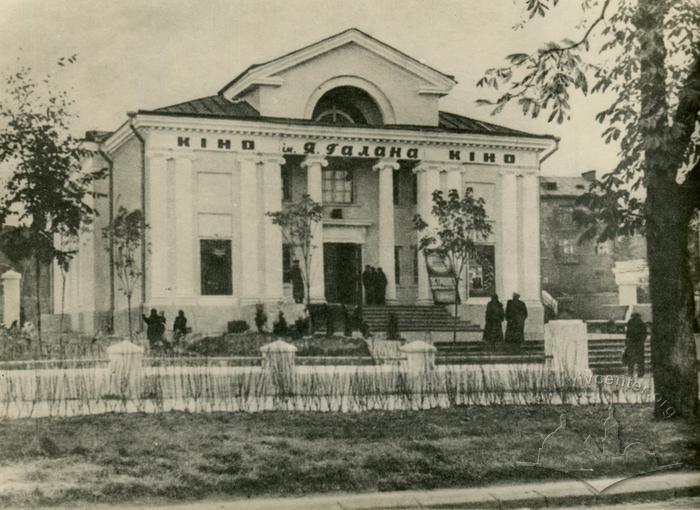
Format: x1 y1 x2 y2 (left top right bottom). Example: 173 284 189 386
362 265 388 305
482 292 529 349
142 309 188 353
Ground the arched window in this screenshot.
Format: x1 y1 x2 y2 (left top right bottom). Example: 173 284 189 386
311 86 383 126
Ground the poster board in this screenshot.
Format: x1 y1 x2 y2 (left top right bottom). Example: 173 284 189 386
424 251 457 304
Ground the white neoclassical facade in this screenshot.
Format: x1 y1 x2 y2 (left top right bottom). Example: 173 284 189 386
55 29 557 335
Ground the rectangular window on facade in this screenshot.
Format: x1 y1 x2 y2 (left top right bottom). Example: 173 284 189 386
322 168 353 203
467 245 496 298
394 246 402 285
556 239 580 264
282 165 292 201
282 244 292 283
412 245 419 284
200 239 232 295
393 174 400 205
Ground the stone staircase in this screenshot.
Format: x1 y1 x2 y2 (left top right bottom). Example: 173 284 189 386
434 340 546 365
362 305 479 333
587 335 651 375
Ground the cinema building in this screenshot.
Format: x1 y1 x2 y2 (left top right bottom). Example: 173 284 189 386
56 29 557 337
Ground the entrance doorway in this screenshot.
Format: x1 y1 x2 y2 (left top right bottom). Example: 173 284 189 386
323 243 362 304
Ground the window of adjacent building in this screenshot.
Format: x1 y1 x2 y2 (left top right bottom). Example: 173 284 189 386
282 165 292 201
556 239 580 264
282 244 292 283
200 239 232 295
394 246 402 285
555 207 575 228
322 167 353 204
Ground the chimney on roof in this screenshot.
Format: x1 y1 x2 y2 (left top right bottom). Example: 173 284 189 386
581 170 596 182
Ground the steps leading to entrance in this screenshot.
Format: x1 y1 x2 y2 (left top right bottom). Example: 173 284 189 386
588 337 651 375
362 305 479 333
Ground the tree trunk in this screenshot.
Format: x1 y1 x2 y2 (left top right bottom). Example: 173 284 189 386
646 178 698 418
34 256 42 355
126 294 133 341
637 0 698 418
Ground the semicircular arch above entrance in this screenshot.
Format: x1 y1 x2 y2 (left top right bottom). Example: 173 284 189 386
304 76 396 125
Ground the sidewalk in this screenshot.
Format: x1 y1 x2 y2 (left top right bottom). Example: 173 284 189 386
95 470 700 510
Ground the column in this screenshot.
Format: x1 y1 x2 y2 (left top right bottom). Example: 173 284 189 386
1 270 21 327
414 162 441 305
174 154 196 298
263 155 286 302
301 154 327 303
239 155 261 304
147 152 168 301
373 158 400 304
499 170 519 298
445 166 467 303
520 172 541 302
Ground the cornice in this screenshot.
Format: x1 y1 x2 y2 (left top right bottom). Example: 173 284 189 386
131 114 554 153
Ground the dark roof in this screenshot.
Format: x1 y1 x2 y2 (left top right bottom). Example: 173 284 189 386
84 130 113 143
438 111 543 138
141 97 554 139
152 95 259 117
217 28 455 95
540 176 592 197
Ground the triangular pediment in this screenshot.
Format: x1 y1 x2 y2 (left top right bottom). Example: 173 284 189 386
219 28 457 100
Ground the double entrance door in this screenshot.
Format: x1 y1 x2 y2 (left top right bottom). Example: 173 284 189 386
323 242 362 304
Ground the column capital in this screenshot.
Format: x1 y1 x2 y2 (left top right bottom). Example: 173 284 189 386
413 161 443 174
237 153 265 165
301 154 328 169
260 154 286 166
372 158 400 172
498 168 519 177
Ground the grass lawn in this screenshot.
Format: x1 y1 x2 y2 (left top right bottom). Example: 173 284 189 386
0 405 698 507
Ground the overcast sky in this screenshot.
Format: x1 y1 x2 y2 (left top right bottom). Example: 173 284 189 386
0 0 618 177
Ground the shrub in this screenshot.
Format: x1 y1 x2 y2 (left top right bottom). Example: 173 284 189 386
227 321 249 334
254 304 267 333
273 311 289 336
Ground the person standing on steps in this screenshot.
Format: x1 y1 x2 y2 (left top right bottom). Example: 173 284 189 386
376 267 388 305
505 292 528 349
142 309 163 351
483 294 505 350
173 310 188 347
362 265 373 305
368 266 378 305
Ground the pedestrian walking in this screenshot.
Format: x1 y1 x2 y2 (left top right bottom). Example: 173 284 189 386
482 294 505 349
624 312 647 377
290 259 305 304
505 292 528 348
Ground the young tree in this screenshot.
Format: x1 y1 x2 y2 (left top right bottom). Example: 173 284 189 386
266 194 323 332
477 0 700 417
414 188 493 342
0 57 105 350
102 207 148 340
